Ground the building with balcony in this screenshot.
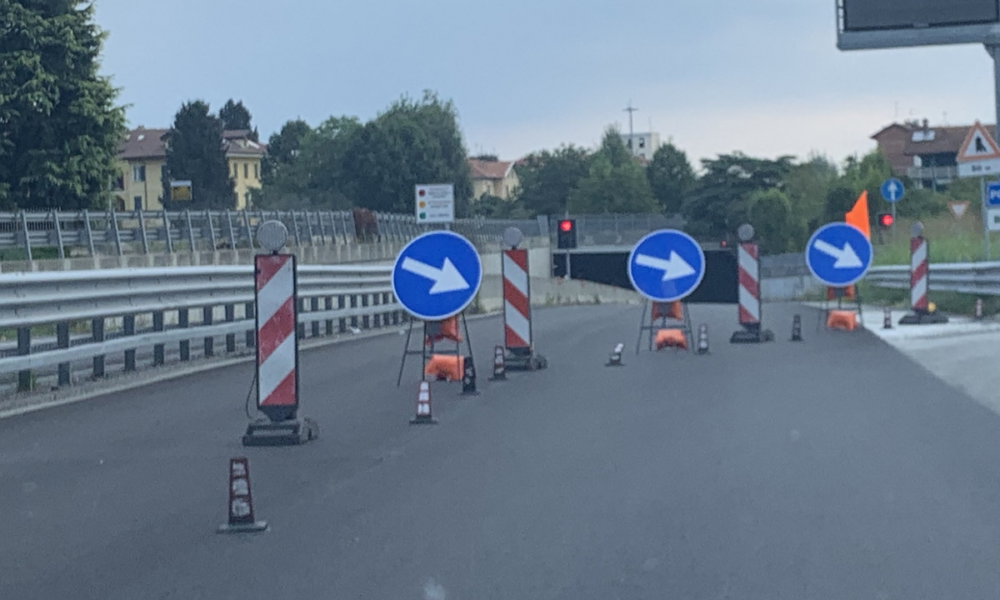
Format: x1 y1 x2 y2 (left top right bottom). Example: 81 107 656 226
871 119 995 190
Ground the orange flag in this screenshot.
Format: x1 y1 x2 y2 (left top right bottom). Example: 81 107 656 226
844 190 871 240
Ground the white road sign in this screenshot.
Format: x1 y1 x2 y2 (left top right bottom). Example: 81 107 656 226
415 184 455 224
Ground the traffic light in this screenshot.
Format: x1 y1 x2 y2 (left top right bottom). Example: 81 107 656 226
557 219 577 249
877 212 894 229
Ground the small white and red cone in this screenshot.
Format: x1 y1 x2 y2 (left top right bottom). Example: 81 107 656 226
606 343 624 367
883 305 893 330
976 298 984 321
410 381 437 425
696 324 710 355
217 457 267 534
489 345 506 381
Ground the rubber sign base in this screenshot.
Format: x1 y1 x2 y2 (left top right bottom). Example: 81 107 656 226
217 521 269 534
504 347 549 372
242 417 319 447
729 326 775 344
898 311 949 326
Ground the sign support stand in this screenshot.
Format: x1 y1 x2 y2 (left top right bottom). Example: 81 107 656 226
635 300 693 355
396 312 475 387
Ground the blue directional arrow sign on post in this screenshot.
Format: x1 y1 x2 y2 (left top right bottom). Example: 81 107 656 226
987 181 1000 207
392 231 483 321
880 178 904 203
805 223 873 287
627 229 706 302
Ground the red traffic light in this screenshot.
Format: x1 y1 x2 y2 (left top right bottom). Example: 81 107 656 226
878 213 894 228
559 220 574 233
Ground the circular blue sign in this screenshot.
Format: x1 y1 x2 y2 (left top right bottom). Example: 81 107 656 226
627 229 706 302
392 231 483 321
805 223 873 287
880 178 904 203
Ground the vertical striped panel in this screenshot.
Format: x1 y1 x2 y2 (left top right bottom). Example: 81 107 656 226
910 237 928 311
738 242 761 325
503 249 531 348
255 254 297 410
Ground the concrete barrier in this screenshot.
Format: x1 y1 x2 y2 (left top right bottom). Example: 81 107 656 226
475 276 643 313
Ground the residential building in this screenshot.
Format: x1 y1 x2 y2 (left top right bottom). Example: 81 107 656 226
115 127 169 211
468 157 520 200
113 127 265 210
620 131 661 162
871 119 996 190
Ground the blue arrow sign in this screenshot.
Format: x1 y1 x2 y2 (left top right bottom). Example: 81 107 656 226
880 178 904 203
627 229 706 302
805 223 873 287
392 231 482 321
988 181 1000 207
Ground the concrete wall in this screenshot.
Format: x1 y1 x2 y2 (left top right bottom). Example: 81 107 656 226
475 275 643 313
761 275 824 302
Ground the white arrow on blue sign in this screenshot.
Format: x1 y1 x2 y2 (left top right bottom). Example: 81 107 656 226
805 223 873 287
880 178 904 203
987 181 1000 207
627 229 706 302
392 231 483 321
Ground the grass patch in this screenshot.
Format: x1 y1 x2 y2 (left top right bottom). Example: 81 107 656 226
872 215 988 265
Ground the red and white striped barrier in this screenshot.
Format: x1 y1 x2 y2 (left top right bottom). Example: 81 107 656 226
737 242 761 328
910 236 928 313
255 253 298 421
503 249 532 350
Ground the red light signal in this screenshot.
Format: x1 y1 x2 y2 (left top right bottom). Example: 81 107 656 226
559 220 573 233
877 212 894 229
557 219 577 249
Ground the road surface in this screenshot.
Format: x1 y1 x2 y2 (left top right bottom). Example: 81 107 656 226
3 303 1000 599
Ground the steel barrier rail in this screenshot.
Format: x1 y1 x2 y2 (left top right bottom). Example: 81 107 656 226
867 262 1000 296
0 264 406 391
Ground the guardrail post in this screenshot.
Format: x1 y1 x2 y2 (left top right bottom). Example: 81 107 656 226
124 315 136 372
153 311 165 366
162 210 173 254
178 309 190 361
81 209 96 256
384 292 394 325
18 210 32 262
203 307 214 357
338 295 347 333
17 327 31 392
205 210 217 250
350 295 359 330
372 293 381 327
91 318 106 378
225 304 237 352
311 298 320 337
325 297 334 335
137 208 149 255
184 210 196 251
51 209 65 259
57 323 71 386
361 294 370 329
245 302 255 348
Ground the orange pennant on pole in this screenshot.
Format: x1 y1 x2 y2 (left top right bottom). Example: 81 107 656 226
844 190 871 240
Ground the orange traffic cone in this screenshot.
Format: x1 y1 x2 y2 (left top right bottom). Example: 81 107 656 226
410 381 437 425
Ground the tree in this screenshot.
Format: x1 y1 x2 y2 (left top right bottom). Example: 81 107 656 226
516 146 590 216
646 142 695 214
0 0 126 209
161 101 234 209
745 188 800 254
261 119 311 186
822 184 857 223
567 128 657 214
343 91 472 215
219 99 256 140
684 153 794 237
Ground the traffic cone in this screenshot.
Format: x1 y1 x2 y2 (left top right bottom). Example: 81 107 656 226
606 343 624 367
461 355 479 396
883 305 893 330
791 315 802 342
976 298 984 321
217 457 267 533
410 381 437 425
696 324 709 355
489 345 506 381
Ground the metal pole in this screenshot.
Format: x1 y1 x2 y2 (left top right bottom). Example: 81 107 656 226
890 202 897 244
991 44 1000 260
982 175 991 260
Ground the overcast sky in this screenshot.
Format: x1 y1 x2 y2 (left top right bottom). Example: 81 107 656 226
94 0 998 169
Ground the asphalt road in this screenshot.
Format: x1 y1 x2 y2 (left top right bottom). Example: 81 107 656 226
3 303 1000 599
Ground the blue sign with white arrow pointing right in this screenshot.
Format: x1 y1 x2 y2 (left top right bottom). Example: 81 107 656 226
627 229 706 302
392 230 483 321
805 223 873 287
987 181 1000 207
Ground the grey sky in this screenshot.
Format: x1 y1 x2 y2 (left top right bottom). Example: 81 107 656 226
94 0 996 167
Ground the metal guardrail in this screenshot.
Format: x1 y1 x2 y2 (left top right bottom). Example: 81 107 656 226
867 262 1000 295
0 264 409 394
0 209 544 260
